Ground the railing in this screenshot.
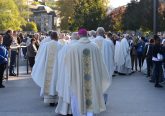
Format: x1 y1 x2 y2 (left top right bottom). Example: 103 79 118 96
5 45 29 80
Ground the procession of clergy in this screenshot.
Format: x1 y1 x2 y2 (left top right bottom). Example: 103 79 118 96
32 27 133 116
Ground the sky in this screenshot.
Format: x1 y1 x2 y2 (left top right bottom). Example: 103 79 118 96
110 0 132 8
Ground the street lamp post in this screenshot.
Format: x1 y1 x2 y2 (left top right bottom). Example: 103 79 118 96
153 0 158 34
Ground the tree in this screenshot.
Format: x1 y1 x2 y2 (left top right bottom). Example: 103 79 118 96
0 0 22 30
108 6 126 32
158 2 165 31
72 0 107 30
138 0 153 31
122 0 140 31
22 21 38 32
13 0 32 24
122 0 165 32
55 0 75 30
45 0 57 10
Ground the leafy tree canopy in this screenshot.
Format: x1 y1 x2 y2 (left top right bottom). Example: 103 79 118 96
0 0 22 30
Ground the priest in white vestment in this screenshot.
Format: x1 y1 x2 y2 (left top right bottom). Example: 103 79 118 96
64 35 71 44
58 33 67 45
40 31 52 46
32 32 62 106
114 37 121 72
32 34 52 67
56 29 111 116
32 32 52 89
93 27 114 79
55 32 79 115
106 32 115 77
88 30 96 41
117 34 132 75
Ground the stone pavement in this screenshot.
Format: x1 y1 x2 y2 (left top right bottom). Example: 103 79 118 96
0 72 165 116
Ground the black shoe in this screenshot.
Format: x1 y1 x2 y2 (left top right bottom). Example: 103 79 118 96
118 73 126 75
67 114 73 116
0 85 5 88
9 73 16 76
112 74 116 77
149 80 154 83
114 71 118 74
155 84 163 88
49 103 55 107
146 75 150 78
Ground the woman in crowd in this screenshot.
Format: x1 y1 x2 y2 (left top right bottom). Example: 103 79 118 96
152 35 164 88
27 38 37 69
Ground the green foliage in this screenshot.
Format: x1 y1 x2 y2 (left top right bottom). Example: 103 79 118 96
123 0 140 31
55 0 75 30
122 0 165 32
138 0 153 31
0 0 22 31
158 3 165 31
22 21 38 32
72 0 107 31
55 0 107 31
13 0 32 25
0 0 38 32
110 8 125 32
46 0 57 10
31 1 41 6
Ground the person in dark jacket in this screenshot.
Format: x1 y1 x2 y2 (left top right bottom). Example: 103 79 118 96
3 30 13 50
130 36 138 71
152 35 163 88
136 37 145 72
144 38 154 77
0 35 8 88
9 31 19 76
162 39 165 79
27 38 37 68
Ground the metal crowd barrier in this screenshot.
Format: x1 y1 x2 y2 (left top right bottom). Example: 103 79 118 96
5 45 29 80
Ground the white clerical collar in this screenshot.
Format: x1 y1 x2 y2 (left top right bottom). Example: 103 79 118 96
97 35 104 39
79 37 90 43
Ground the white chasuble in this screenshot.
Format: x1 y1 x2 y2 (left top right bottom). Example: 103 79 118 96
32 36 51 88
117 38 132 74
114 41 121 71
32 40 62 103
55 40 78 115
93 36 113 79
59 37 111 116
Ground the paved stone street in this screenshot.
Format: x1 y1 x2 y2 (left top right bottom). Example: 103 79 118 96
0 72 165 116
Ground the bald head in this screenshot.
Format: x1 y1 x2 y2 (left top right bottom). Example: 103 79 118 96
89 30 96 37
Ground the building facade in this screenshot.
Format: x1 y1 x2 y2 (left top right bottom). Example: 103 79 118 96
31 5 56 32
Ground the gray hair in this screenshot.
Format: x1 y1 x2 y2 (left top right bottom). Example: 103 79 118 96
71 32 79 40
96 27 105 36
89 30 96 37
